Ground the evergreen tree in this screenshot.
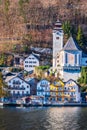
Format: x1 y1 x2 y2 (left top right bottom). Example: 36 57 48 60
62 21 71 38
77 67 87 92
4 0 10 13
76 25 84 48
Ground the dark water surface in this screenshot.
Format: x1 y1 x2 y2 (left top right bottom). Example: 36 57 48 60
0 107 87 130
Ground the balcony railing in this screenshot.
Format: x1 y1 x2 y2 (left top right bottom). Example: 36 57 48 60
40 84 48 87
13 82 21 85
8 86 25 90
37 89 44 92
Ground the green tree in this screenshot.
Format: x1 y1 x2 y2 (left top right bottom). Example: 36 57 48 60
0 54 6 67
62 21 71 38
76 25 84 48
4 0 10 13
0 72 8 97
77 67 87 91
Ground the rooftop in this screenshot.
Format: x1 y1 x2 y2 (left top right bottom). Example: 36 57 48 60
63 37 80 51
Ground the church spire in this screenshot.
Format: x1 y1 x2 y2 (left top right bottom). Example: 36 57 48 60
53 20 62 31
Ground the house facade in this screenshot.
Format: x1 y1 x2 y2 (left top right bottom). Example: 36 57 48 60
64 79 81 102
53 20 87 81
37 79 50 103
6 76 30 97
50 79 64 102
26 78 39 95
24 54 39 72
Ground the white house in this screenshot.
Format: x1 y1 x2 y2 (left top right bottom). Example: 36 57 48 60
24 53 39 72
37 79 50 103
5 76 30 97
53 20 87 81
64 79 81 102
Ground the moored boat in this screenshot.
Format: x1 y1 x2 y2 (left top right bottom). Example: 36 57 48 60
0 102 3 106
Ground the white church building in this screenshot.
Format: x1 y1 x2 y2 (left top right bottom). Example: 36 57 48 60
53 20 87 82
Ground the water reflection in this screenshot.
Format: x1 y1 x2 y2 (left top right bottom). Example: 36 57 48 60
0 107 87 130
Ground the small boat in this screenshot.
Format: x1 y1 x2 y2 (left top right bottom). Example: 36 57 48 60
0 102 3 106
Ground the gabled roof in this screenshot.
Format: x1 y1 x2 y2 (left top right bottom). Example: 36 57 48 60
25 53 40 61
63 37 80 51
64 79 80 88
38 79 50 84
5 75 30 85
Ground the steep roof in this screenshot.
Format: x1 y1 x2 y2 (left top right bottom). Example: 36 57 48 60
5 75 30 85
25 53 40 61
63 37 80 51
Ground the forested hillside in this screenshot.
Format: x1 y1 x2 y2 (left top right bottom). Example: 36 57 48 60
0 0 87 53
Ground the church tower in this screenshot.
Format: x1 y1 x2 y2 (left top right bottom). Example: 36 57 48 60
53 20 63 70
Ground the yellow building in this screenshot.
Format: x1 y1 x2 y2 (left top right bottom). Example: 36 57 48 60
50 79 64 102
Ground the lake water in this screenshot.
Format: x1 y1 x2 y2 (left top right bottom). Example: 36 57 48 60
0 107 87 130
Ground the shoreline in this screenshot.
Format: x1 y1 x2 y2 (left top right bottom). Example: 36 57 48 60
3 103 87 107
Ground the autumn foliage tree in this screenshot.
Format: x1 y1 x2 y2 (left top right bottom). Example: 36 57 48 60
0 72 8 97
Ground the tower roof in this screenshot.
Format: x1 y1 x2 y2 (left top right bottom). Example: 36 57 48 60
63 37 80 51
53 20 62 31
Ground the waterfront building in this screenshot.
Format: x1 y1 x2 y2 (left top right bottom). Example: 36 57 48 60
24 53 39 72
53 20 87 81
5 76 30 97
50 79 64 102
37 79 50 103
25 78 39 95
64 79 81 102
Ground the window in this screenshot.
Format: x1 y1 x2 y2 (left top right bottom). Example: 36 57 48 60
22 85 24 88
57 56 59 58
8 91 11 93
26 91 29 94
86 61 87 63
29 65 32 67
27 86 29 88
56 37 59 39
33 61 37 63
25 65 28 67
29 61 32 63
25 61 28 63
65 53 68 64
17 91 20 94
